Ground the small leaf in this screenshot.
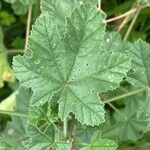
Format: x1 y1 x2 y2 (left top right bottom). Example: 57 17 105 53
128 39 150 87
11 1 28 15
81 131 117 150
74 123 98 143
25 123 72 150
25 124 55 150
127 39 150 127
102 93 150 142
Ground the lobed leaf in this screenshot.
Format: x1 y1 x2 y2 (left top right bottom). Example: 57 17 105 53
25 123 71 150
127 39 150 127
101 93 150 141
41 0 98 32
13 4 131 126
81 131 117 150
128 39 150 87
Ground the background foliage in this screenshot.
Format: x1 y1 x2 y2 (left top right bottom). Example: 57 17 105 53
0 0 150 150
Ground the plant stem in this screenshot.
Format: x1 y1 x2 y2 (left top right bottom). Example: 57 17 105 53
0 110 34 118
0 49 24 55
117 2 137 31
25 6 32 51
63 117 68 138
97 0 101 11
104 88 146 104
107 102 125 118
123 6 142 41
105 8 137 23
7 50 24 54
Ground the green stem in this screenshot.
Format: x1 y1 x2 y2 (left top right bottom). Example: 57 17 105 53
104 88 146 104
25 6 32 51
123 5 142 41
63 117 68 138
107 102 125 118
0 110 35 118
0 50 24 55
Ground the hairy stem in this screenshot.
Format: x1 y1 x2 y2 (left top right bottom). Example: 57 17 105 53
25 6 32 51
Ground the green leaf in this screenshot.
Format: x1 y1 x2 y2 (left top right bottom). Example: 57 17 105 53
41 0 79 32
25 124 55 150
0 138 11 150
0 88 30 150
11 1 28 15
41 0 97 32
128 39 150 87
28 102 58 134
25 123 72 150
104 32 131 54
54 141 72 150
81 131 117 150
13 4 131 126
3 0 16 3
0 27 15 87
137 93 150 125
74 123 98 143
0 91 17 111
127 39 150 127
102 93 150 142
0 11 16 26
114 108 149 141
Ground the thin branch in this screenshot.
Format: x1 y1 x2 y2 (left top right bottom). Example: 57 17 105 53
105 8 137 23
107 103 125 118
25 6 32 51
124 5 142 41
0 110 35 118
97 0 101 11
117 16 131 32
104 88 146 104
117 2 137 31
0 50 24 55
